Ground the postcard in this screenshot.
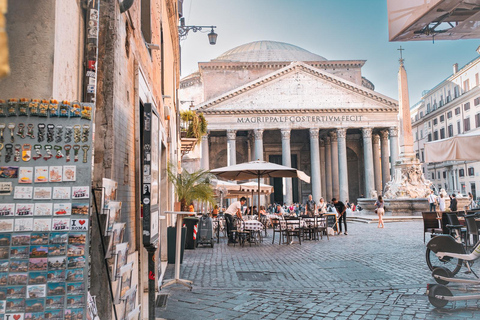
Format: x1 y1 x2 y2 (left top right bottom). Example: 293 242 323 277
30 245 48 258
48 244 66 257
18 167 33 184
52 187 70 200
105 201 122 235
10 246 29 259
8 273 28 285
26 285 46 299
127 307 141 320
47 270 66 283
65 308 84 318
115 243 129 278
0 203 15 216
123 285 137 316
66 282 85 295
47 282 65 296
7 286 26 299
67 256 86 269
0 287 6 299
106 223 126 258
0 248 8 259
15 204 34 216
52 218 70 231
0 166 19 178
49 233 68 244
66 268 84 282
0 234 11 246
115 262 133 303
44 309 63 317
28 272 47 285
48 256 67 270
33 219 51 232
67 244 85 257
102 178 118 210
0 182 12 195
68 233 86 245
29 258 47 271
45 296 64 310
72 203 89 215
12 234 30 246
0 220 14 233
5 298 25 312
49 166 63 183
70 218 88 231
0 273 7 286
53 203 71 216
34 166 49 183
25 312 44 320
66 295 85 308
14 218 33 232
30 233 49 245
14 186 33 199
63 165 76 182
9 260 28 272
34 203 53 216
72 186 89 199
0 260 9 272
33 187 52 200
25 298 45 313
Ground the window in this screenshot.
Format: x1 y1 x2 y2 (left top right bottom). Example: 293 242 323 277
440 115 445 122
427 103 431 113
420 111 424 118
415 132 418 141
447 111 452 119
464 118 471 132
469 167 475 176
457 121 462 134
431 172 435 179
475 97 480 106
428 121 431 128
415 114 418 121
420 130 423 138
428 133 432 142
141 0 152 45
447 91 451 102
437 172 440 179
465 102 471 111
421 151 425 162
443 171 447 179
448 124 453 137
455 107 461 115
454 86 460 98
433 131 439 140
433 118 438 126
476 113 480 128
440 128 445 139
464 79 470 92
459 169 465 177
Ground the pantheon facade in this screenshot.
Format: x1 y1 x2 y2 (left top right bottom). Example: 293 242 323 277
180 41 400 204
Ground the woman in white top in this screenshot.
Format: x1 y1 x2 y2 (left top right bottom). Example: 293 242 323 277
317 197 327 214
437 193 446 212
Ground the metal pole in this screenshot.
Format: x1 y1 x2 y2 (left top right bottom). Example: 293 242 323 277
147 247 156 320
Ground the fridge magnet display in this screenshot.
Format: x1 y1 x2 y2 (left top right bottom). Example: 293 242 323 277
52 187 70 200
47 270 66 283
0 203 15 216
105 223 126 259
105 201 122 235
53 203 71 216
34 203 53 216
71 203 89 215
26 285 46 299
47 282 65 296
68 233 86 245
28 258 47 272
71 186 89 199
10 260 28 272
0 220 14 233
15 204 34 216
30 245 48 258
8 286 26 299
49 166 62 182
66 268 84 282
8 273 28 285
63 165 76 182
0 182 13 195
33 187 52 200
67 256 85 269
0 248 8 259
52 218 69 231
28 272 47 285
67 295 85 308
6 298 25 312
0 261 9 272
67 245 84 257
66 282 84 295
101 178 118 210
13 186 33 199
49 233 67 244
30 233 49 245
10 246 29 259
14 218 33 232
70 219 88 231
47 257 66 270
12 234 30 246
33 218 51 231
18 167 33 184
0 166 18 178
0 234 11 246
34 166 48 183
48 244 66 257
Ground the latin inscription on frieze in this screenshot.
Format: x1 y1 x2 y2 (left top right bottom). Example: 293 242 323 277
237 115 364 124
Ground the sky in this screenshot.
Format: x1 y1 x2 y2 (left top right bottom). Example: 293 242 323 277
179 0 480 105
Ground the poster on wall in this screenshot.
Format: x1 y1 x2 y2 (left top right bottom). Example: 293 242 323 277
0 100 94 319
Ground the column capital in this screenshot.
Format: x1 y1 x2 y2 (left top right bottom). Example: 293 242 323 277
372 134 380 144
280 128 291 140
226 129 236 140
380 130 389 141
253 129 264 140
389 127 399 137
324 136 331 145
309 128 319 139
329 131 337 140
336 128 347 139
362 127 373 138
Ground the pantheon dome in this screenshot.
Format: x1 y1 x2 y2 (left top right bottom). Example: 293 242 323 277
212 40 328 63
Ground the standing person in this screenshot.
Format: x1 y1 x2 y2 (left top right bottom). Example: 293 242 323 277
318 197 327 214
375 195 385 228
428 190 437 212
332 198 347 235
449 194 458 212
305 194 317 217
224 197 246 244
437 193 446 212
468 192 474 210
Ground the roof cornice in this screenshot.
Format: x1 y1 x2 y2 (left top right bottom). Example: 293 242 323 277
198 60 366 71
203 108 398 115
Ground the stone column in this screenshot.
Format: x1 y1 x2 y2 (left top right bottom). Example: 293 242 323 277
253 129 264 161
330 131 339 199
337 128 349 202
200 133 209 170
380 130 391 190
281 129 293 205
362 128 375 198
309 128 321 203
320 139 326 199
372 133 382 195
226 129 237 166
325 136 333 201
389 127 399 177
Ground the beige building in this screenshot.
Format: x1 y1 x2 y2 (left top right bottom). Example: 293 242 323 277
181 41 400 204
411 50 480 199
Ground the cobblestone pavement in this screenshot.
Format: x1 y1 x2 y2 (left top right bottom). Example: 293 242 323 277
156 221 480 319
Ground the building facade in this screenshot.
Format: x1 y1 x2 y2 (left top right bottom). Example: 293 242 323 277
411 50 480 199
181 41 400 205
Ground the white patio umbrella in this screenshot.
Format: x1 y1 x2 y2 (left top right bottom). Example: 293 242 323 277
211 160 310 220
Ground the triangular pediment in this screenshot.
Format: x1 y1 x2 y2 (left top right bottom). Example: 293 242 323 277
195 62 398 113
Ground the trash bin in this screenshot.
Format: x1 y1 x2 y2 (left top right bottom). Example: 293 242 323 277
167 226 186 264
183 216 200 249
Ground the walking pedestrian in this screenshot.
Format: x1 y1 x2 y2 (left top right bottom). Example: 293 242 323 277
449 194 458 212
428 190 437 212
332 198 347 235
305 194 316 217
224 196 246 244
437 193 446 212
375 195 385 228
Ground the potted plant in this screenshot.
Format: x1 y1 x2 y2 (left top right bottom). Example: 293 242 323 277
180 110 207 142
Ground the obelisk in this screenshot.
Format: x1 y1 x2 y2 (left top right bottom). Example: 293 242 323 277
397 50 415 158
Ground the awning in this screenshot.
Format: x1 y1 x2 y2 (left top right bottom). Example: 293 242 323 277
424 130 480 163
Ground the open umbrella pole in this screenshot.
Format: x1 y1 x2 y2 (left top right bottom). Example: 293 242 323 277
258 176 261 221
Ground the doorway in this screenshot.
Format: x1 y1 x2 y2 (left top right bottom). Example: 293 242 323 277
268 154 298 204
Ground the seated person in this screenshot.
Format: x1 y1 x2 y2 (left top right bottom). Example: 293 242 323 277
275 204 285 216
258 205 267 217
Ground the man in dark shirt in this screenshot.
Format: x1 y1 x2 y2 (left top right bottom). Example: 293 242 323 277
450 194 458 211
305 194 316 217
332 198 347 235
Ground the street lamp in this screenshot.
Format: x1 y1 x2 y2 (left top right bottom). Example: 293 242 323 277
178 17 217 45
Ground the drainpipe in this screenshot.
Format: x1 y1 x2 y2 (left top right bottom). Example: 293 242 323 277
119 0 135 13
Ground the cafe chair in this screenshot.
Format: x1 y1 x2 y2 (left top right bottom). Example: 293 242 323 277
422 212 443 243
284 217 302 245
271 218 287 244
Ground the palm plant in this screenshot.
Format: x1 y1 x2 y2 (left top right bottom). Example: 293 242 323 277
180 110 208 142
167 164 215 211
